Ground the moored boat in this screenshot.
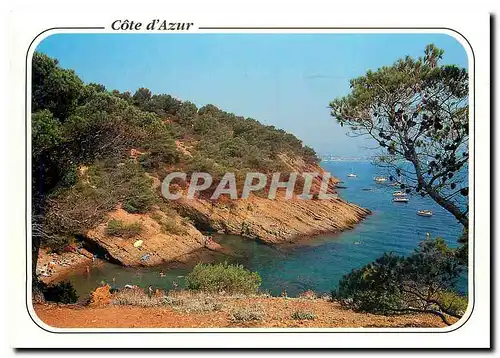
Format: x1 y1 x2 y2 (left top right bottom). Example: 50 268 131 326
417 210 433 217
392 197 409 203
375 176 388 183
393 191 406 196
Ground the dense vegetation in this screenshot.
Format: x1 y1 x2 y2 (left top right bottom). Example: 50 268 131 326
41 281 78 304
333 238 466 325
31 52 318 294
186 262 262 294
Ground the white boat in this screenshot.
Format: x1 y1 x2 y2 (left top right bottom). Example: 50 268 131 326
417 210 433 217
393 197 409 203
393 191 407 196
348 173 357 178
375 176 388 183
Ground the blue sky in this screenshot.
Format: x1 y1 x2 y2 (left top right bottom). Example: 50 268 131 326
36 33 468 156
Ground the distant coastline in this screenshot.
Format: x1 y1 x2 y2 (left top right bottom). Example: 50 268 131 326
320 155 371 163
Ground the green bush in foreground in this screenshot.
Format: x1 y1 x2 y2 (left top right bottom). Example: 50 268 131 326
291 310 317 320
436 290 468 317
106 219 143 238
186 262 261 294
231 305 264 322
333 238 466 326
112 288 165 307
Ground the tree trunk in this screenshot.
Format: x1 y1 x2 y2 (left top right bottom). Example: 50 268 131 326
411 155 469 229
31 235 45 303
425 187 469 228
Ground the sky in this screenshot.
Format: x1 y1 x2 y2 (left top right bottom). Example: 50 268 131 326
36 33 468 157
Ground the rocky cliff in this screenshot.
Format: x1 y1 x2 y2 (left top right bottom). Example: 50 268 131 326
82 158 369 266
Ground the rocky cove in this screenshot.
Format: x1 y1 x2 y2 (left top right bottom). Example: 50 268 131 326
49 155 368 263
37 168 370 286
39 190 369 271
37 160 465 300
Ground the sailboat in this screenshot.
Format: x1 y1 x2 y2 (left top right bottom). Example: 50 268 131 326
347 166 356 178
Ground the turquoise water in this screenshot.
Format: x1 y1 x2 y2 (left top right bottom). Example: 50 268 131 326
66 161 466 299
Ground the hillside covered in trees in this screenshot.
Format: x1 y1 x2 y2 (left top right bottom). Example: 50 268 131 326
32 52 368 282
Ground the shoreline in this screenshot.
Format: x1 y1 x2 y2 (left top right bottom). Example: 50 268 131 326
37 248 93 285
40 220 369 286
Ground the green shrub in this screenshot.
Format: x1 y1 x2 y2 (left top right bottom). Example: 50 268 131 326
291 310 317 320
333 238 465 325
42 281 78 303
122 177 156 214
112 288 165 307
106 219 143 238
166 295 223 313
436 291 468 317
186 262 261 294
160 217 188 235
114 162 157 214
181 216 194 226
231 305 264 322
151 211 188 235
150 213 163 222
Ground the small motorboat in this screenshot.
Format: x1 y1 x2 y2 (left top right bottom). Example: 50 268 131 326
375 176 388 183
393 197 409 203
348 173 357 178
393 191 407 196
362 188 372 191
417 210 433 217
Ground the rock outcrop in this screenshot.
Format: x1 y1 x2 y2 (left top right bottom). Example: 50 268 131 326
175 195 369 244
173 157 370 244
86 208 205 266
89 285 112 307
82 158 369 266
